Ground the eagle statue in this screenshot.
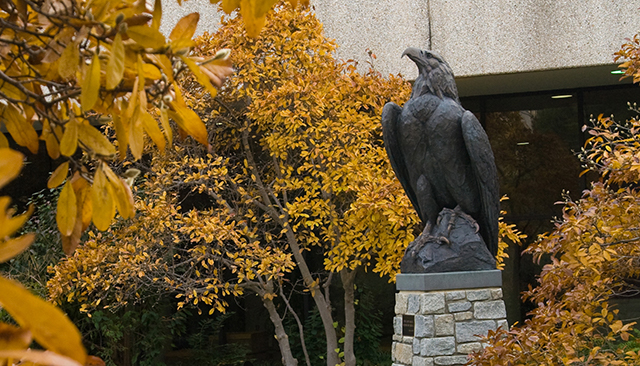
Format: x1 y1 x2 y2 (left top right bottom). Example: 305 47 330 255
381 47 499 256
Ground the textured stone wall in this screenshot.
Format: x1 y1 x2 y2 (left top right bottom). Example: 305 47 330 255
392 288 507 366
161 0 640 82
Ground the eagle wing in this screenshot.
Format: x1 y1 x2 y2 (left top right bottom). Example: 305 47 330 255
381 102 422 221
461 111 500 255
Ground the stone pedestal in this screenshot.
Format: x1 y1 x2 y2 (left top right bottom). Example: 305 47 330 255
392 270 507 366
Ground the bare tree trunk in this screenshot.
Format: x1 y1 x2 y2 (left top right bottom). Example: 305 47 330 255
341 269 357 366
280 283 312 366
262 295 299 366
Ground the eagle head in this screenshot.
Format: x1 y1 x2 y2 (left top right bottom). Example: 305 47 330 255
402 47 459 102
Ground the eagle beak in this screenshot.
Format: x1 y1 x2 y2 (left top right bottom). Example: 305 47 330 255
401 47 422 61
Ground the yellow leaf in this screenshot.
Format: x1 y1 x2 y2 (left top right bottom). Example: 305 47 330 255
0 132 8 148
106 33 125 90
56 180 77 236
42 124 61 159
71 174 92 232
60 118 78 157
221 0 240 13
0 322 32 350
2 104 38 154
169 13 199 50
81 53 101 112
239 0 276 37
0 349 82 366
168 85 208 145
159 108 173 145
47 161 69 189
151 0 162 30
58 41 79 80
77 121 116 157
180 55 218 97
0 197 33 239
127 26 166 49
0 276 87 364
142 63 162 80
113 113 129 160
0 234 34 263
129 109 143 160
140 110 166 152
91 166 115 231
102 165 134 219
0 148 23 189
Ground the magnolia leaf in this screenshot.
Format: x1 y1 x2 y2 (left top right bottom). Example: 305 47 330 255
113 113 129 160
180 55 218 97
77 122 116 157
43 124 61 159
0 276 87 364
0 197 33 239
81 53 101 112
239 0 267 38
0 322 32 350
129 109 144 160
60 118 78 157
0 132 8 148
0 148 23 189
91 166 115 231
56 180 77 236
169 13 199 50
159 108 173 146
221 0 240 13
140 110 166 152
106 33 125 90
0 234 34 263
151 0 162 30
47 161 69 189
102 165 134 219
127 26 166 49
0 349 82 366
142 63 162 80
167 104 208 146
58 41 79 80
71 174 93 232
2 104 38 154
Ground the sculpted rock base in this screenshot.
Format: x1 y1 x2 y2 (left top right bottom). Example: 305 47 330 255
401 208 496 273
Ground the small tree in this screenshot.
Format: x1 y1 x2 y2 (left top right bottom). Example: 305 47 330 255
470 37 640 366
49 4 418 366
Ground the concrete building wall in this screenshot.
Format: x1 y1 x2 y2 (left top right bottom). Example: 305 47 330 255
162 0 640 90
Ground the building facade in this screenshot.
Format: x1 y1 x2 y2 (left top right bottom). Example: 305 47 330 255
159 0 640 324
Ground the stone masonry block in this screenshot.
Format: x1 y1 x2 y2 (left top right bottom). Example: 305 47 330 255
490 288 503 300
402 336 414 344
394 316 402 335
393 342 413 364
497 319 509 330
466 289 491 301
457 342 482 354
447 300 471 313
474 300 507 319
421 337 455 357
413 356 434 366
407 293 421 314
414 337 421 355
393 334 402 342
453 311 473 321
434 314 454 336
396 293 409 314
445 291 466 301
421 292 446 314
455 320 497 343
416 315 435 338
434 355 469 365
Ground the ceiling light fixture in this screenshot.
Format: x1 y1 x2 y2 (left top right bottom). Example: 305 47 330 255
611 70 625 74
551 94 573 99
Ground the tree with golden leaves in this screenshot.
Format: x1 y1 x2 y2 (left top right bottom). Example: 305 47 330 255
0 0 298 364
470 39 640 366
49 4 418 366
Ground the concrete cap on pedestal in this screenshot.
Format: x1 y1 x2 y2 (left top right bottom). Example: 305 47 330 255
396 270 502 291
